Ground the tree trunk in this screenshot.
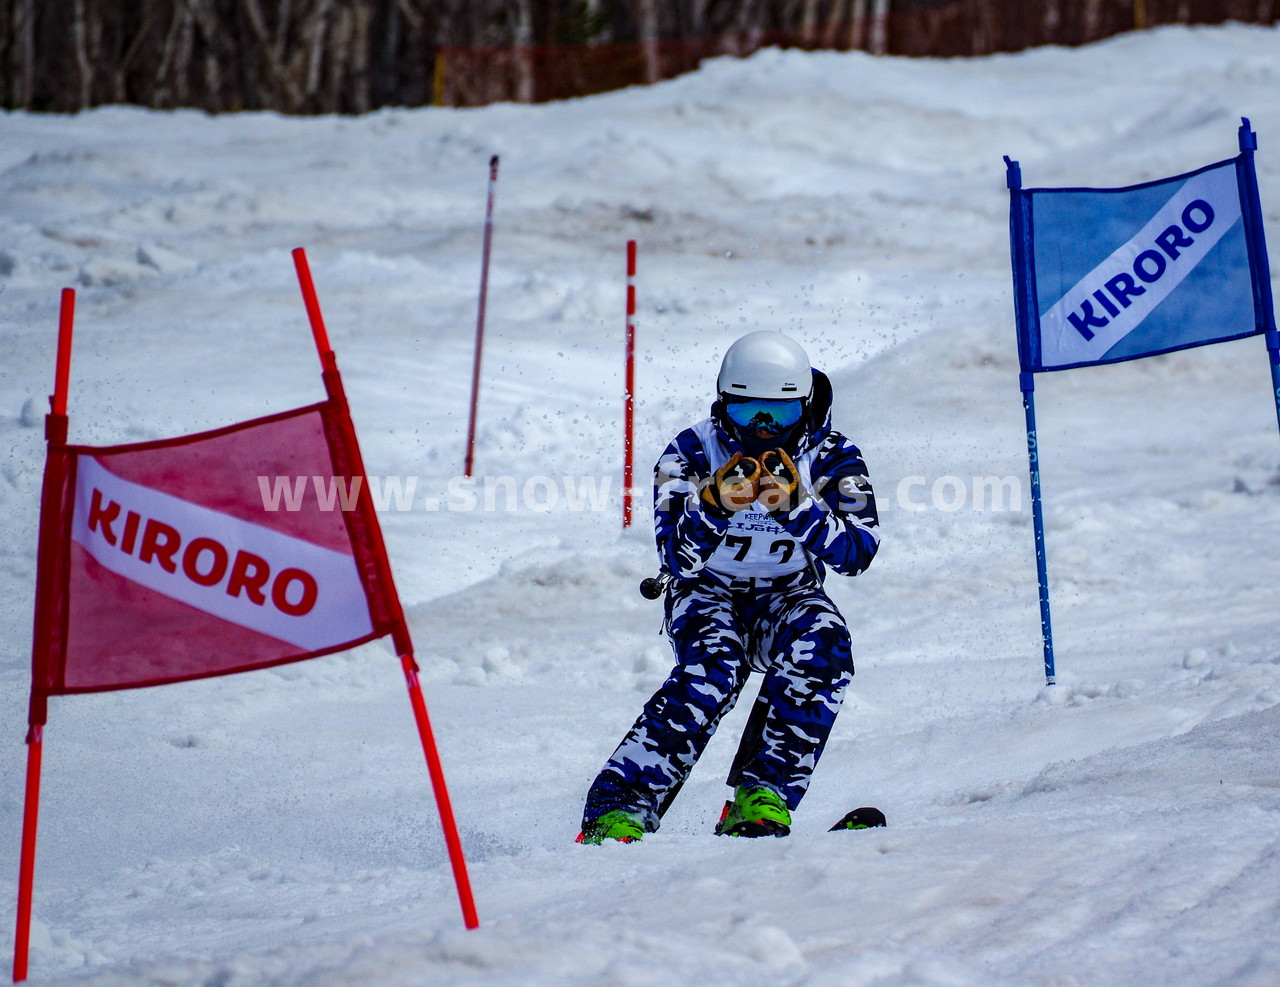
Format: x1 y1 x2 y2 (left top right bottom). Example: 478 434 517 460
301 0 336 109
1083 0 1105 39
72 0 94 107
349 0 372 113
638 0 661 85
800 0 821 45
976 0 997 52
1042 0 1062 41
9 0 35 107
869 0 889 54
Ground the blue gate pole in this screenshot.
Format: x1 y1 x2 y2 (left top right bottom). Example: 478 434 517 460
1021 372 1056 685
1006 154 1056 686
1266 331 1280 437
1237 119 1280 436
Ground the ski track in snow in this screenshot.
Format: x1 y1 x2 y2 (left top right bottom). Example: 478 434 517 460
1 22 1280 986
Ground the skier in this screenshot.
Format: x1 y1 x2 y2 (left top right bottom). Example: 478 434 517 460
579 330 880 842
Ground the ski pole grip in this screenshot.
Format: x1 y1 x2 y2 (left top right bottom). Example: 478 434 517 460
639 574 669 600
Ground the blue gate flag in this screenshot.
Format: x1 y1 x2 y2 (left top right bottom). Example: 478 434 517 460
1005 119 1277 688
1007 128 1274 373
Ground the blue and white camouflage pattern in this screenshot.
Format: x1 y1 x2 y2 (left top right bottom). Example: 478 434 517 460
582 370 879 832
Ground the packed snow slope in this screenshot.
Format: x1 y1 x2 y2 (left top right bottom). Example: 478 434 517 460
3 22 1280 987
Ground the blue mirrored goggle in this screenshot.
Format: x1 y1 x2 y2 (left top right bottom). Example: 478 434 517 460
723 398 804 431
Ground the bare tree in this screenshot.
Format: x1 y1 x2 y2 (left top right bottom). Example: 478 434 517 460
637 0 661 83
847 0 869 49
800 0 821 44
868 0 889 53
6 0 35 105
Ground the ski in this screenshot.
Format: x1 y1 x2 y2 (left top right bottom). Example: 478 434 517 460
828 806 886 831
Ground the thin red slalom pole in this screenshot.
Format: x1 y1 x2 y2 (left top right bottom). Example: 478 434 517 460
622 241 637 529
291 248 334 361
13 725 43 983
400 654 480 929
53 288 75 416
464 155 500 478
289 254 476 928
15 288 75 982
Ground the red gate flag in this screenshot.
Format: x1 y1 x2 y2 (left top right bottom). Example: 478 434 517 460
34 402 398 704
14 252 477 984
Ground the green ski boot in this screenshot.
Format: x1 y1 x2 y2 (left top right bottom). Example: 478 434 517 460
577 810 646 845
714 784 791 838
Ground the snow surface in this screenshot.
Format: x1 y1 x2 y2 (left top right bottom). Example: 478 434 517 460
3 22 1280 986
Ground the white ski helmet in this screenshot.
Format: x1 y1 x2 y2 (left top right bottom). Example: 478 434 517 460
716 331 813 400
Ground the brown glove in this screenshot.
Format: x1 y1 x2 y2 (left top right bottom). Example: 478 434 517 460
701 452 761 514
758 448 800 514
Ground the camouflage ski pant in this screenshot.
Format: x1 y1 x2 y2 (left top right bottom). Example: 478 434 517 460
582 570 854 832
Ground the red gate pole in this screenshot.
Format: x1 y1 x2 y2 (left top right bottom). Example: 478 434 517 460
53 289 75 419
291 248 333 359
622 240 637 529
400 654 480 929
13 725 44 984
464 155 500 478
14 287 76 983
292 249 479 931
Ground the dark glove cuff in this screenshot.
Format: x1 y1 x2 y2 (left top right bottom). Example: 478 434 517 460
700 498 734 520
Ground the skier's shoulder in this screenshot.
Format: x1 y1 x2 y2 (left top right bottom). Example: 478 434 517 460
658 418 719 473
805 426 867 469
677 417 725 457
